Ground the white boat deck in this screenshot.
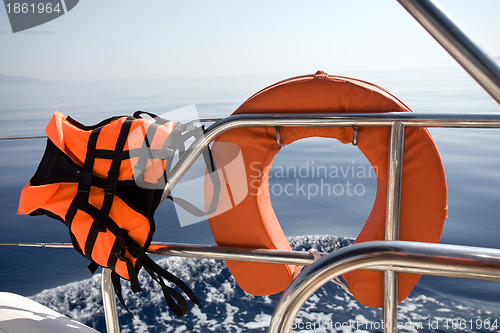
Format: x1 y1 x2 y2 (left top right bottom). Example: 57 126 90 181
0 292 97 333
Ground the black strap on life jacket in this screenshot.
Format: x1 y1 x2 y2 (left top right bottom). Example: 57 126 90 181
165 145 219 217
132 111 221 217
63 113 212 317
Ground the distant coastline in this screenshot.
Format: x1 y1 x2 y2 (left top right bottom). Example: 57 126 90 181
0 74 47 85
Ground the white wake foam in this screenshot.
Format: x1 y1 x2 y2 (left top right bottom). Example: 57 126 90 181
31 236 500 332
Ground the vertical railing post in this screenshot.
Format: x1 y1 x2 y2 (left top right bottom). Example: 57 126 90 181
102 268 121 333
383 121 405 333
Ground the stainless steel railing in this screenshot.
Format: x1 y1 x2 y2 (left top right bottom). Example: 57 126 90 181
160 112 500 204
99 112 500 333
101 0 500 330
383 122 404 331
268 241 500 333
101 1 500 330
100 238 500 333
398 0 500 104
102 268 120 333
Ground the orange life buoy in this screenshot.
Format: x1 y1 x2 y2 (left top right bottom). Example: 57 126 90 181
206 71 447 307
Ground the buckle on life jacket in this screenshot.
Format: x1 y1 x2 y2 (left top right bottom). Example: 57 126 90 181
77 170 92 194
104 171 119 195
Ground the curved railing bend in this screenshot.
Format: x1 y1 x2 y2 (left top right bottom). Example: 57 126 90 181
268 241 500 333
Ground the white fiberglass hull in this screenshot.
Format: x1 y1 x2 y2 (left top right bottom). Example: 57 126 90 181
0 292 97 333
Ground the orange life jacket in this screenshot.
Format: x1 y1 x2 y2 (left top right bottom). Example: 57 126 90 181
18 111 202 317
206 71 448 307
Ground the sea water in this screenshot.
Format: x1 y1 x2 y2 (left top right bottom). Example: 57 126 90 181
0 67 499 332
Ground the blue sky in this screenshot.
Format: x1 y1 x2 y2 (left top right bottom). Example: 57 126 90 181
1 0 499 82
